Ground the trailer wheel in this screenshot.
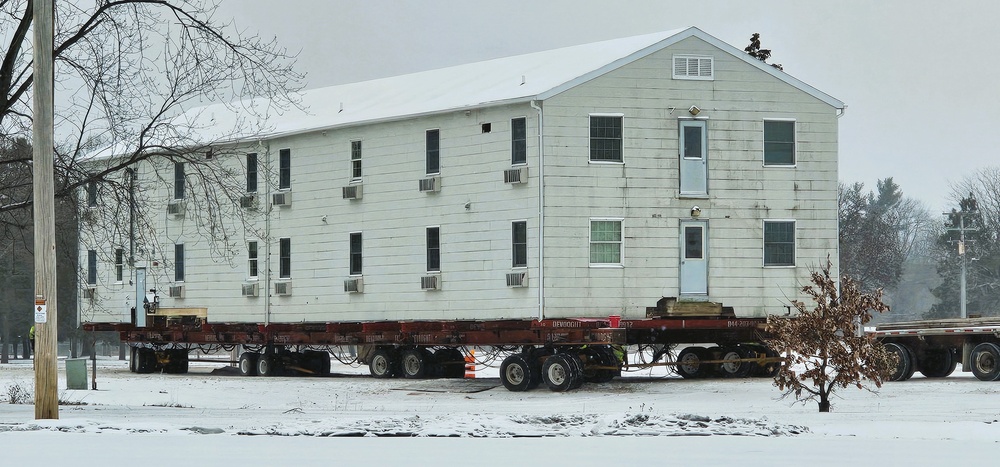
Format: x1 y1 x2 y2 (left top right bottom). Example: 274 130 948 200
368 347 397 378
564 352 585 389
239 352 259 376
917 348 956 378
676 346 709 379
583 346 618 384
541 353 578 392
135 348 156 374
971 343 1000 381
884 343 914 381
526 348 552 390
165 349 189 374
257 354 279 377
399 348 430 379
500 354 535 391
719 347 753 378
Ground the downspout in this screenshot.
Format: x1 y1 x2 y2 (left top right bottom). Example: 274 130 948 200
530 100 544 321
260 140 271 326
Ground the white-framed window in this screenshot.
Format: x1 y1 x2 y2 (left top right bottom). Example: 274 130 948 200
86 249 97 285
673 55 714 80
763 220 796 267
246 153 258 193
351 140 362 180
590 114 624 163
426 129 440 175
248 241 259 279
512 221 527 268
173 162 185 200
86 179 98 207
511 117 527 165
278 148 291 189
763 119 796 166
174 243 185 282
114 248 124 283
426 226 440 272
349 232 363 276
590 219 623 266
279 237 291 279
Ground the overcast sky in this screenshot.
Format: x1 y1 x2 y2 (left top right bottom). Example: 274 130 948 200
217 0 1000 213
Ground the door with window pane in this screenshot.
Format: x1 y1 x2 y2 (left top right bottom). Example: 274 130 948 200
679 120 707 195
679 220 708 295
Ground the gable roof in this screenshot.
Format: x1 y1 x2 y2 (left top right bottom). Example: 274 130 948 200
178 27 844 143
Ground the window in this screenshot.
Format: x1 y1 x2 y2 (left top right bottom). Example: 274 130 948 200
351 141 362 180
590 220 623 265
512 221 527 268
87 249 97 285
426 130 440 174
764 221 796 266
511 117 527 165
174 244 185 282
426 227 440 272
86 179 98 207
247 153 258 193
590 115 623 162
279 148 291 189
279 238 291 278
673 55 714 80
173 162 185 199
248 241 258 279
350 232 363 275
114 248 124 282
764 120 795 166
684 227 703 259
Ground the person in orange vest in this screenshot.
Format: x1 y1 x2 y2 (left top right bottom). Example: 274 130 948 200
28 325 35 357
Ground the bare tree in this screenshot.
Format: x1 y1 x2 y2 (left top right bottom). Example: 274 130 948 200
765 259 894 412
0 1 302 320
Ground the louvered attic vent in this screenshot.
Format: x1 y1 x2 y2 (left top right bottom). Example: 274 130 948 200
673 55 713 80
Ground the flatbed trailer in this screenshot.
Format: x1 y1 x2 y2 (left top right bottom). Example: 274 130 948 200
83 308 779 392
871 317 1000 382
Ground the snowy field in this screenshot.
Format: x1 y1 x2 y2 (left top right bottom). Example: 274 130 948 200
1 354 998 466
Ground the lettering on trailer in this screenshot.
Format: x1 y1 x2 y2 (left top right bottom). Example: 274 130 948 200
365 334 385 343
413 334 433 344
551 320 582 328
726 320 760 328
273 335 290 344
202 334 218 342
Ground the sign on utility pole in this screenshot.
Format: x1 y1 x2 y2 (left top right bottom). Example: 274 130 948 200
33 0 58 420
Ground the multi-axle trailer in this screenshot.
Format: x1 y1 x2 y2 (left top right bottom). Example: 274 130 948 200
872 317 1000 382
83 302 780 392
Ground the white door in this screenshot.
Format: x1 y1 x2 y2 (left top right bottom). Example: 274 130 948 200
679 220 708 295
679 120 707 195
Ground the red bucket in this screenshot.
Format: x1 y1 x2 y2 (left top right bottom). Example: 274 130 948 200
608 315 621 328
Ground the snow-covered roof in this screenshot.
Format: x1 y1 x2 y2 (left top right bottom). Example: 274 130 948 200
179 26 845 143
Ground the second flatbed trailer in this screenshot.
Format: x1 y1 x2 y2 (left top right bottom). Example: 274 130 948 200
872 317 1000 382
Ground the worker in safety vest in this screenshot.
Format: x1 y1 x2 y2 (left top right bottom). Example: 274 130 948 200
28 325 35 356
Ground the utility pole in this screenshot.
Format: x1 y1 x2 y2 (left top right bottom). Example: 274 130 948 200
32 0 59 419
945 196 978 320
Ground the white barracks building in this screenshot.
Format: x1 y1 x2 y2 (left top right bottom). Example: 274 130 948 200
80 27 843 325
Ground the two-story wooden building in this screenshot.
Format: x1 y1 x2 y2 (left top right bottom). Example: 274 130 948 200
80 27 843 326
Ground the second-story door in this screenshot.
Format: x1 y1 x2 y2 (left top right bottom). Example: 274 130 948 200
679 120 707 196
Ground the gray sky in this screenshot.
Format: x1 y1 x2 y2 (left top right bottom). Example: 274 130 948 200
217 0 1000 213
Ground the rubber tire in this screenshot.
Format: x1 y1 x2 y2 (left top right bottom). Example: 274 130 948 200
541 353 577 392
748 346 781 378
257 354 278 377
434 348 466 378
368 347 397 378
583 346 618 384
970 342 1000 381
526 348 552 390
500 353 535 391
884 343 914 381
135 348 156 374
129 347 138 373
239 352 259 376
564 352 585 389
304 350 330 376
719 346 754 378
918 348 957 378
167 349 189 374
399 348 430 379
676 347 710 379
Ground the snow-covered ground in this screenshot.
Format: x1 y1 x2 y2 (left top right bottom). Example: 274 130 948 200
1 354 998 465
